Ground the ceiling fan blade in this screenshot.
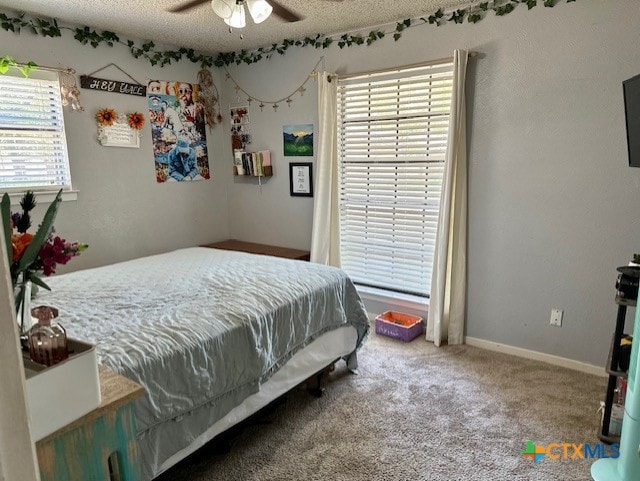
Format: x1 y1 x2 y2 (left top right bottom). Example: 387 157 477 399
268 0 303 22
167 0 210 13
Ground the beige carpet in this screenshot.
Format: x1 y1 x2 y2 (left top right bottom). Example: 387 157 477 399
156 328 607 481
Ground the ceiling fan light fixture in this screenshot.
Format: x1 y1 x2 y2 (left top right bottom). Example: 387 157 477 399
211 0 235 19
246 0 272 24
224 2 246 28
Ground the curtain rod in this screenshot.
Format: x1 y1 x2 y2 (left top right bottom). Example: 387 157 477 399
10 62 75 75
336 51 478 80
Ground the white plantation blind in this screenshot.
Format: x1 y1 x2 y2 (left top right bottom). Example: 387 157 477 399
337 61 454 297
0 72 72 192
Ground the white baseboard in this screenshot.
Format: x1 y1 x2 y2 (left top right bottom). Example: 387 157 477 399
465 336 606 378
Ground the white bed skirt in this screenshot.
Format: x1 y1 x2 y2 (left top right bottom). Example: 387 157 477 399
156 325 358 476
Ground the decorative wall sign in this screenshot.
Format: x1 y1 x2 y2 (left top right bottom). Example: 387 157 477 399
289 162 313 197
81 75 146 96
147 80 210 183
80 63 146 96
96 108 144 148
283 124 313 156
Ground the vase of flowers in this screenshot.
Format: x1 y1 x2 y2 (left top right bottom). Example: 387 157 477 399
1 190 87 341
15 278 33 335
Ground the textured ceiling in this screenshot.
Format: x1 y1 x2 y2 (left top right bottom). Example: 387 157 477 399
0 0 473 53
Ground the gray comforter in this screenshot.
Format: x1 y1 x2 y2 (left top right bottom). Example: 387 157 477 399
38 247 369 478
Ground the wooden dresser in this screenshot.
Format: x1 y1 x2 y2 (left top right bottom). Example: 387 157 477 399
202 239 311 261
36 367 144 481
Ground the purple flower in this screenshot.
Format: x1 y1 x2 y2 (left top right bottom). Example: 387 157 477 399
11 212 21 229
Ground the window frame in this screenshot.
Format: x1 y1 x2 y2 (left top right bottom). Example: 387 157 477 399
0 68 75 202
336 60 454 298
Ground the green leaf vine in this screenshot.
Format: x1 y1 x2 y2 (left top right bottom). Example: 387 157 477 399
0 0 577 69
0 55 37 76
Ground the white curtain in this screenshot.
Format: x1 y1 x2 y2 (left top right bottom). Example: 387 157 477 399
310 72 341 267
427 50 469 346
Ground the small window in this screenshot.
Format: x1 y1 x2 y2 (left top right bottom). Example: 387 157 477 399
0 70 72 193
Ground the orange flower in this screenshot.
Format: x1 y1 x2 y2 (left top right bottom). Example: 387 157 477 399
11 232 34 262
96 108 117 126
127 112 145 130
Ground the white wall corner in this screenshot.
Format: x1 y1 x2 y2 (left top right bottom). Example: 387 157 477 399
0 224 40 481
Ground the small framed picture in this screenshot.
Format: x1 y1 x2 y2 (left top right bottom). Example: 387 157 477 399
289 162 313 197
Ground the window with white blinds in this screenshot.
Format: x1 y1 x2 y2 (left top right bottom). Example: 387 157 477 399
0 71 72 192
337 61 453 297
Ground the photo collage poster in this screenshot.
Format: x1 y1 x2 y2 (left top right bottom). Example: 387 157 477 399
147 80 210 183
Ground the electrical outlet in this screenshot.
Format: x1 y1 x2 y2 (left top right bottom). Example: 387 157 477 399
550 309 563 327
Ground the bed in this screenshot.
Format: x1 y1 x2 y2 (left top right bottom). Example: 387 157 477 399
37 246 369 480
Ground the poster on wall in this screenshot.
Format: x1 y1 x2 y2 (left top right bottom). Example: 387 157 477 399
147 80 210 183
283 124 313 156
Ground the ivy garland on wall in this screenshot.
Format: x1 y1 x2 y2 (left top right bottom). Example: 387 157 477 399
1 0 576 69
0 54 36 76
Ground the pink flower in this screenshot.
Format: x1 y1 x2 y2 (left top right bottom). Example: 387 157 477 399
37 236 75 276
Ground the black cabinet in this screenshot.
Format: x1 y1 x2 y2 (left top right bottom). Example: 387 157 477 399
598 266 639 443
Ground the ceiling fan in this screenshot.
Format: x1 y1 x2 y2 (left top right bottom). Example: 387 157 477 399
168 0 303 25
